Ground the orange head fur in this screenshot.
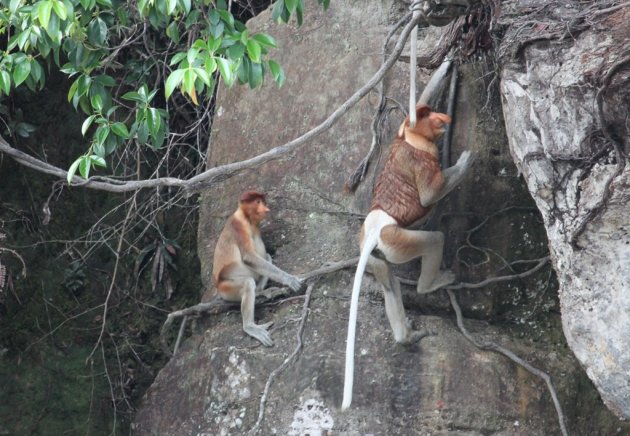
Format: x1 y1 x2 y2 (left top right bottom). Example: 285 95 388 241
239 190 269 224
397 104 451 142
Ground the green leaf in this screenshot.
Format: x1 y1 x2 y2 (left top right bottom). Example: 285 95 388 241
0 70 12 95
94 74 116 87
295 5 303 26
268 60 285 87
37 0 53 29
93 141 105 157
136 121 149 145
147 107 161 137
95 124 109 145
17 29 30 50
216 57 233 87
209 8 220 25
87 17 107 45
81 114 96 136
15 122 37 138
78 155 91 178
10 0 23 14
186 48 199 65
227 43 245 60
193 68 210 86
248 61 263 88
90 94 103 112
182 68 195 95
207 37 222 53
271 0 285 21
46 13 60 41
51 0 67 20
13 60 31 86
240 29 248 45
76 74 91 97
67 157 82 183
79 0 94 9
169 52 187 66
90 155 106 168
166 0 176 14
246 39 261 63
104 134 117 155
204 57 217 75
252 33 277 48
210 21 224 39
285 0 298 13
164 69 184 98
110 122 129 138
166 21 180 43
121 91 145 104
179 0 190 13
30 60 44 85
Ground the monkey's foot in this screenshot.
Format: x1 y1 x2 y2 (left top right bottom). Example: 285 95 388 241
399 328 433 345
417 270 455 294
244 322 274 347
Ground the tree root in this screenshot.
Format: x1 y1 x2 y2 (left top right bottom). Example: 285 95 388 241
447 289 568 436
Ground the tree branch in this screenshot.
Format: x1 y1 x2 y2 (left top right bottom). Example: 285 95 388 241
0 12 426 194
159 257 358 355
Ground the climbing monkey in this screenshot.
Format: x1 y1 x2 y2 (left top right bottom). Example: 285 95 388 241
342 104 473 409
212 190 303 347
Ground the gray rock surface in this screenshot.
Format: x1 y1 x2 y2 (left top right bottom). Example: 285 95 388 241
499 2 630 419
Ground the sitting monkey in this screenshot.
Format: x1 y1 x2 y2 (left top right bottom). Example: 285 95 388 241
342 104 473 409
212 191 303 346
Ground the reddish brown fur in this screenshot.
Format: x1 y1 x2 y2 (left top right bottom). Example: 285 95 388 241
370 104 449 227
212 192 269 292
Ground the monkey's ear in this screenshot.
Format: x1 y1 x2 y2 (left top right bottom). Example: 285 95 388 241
416 104 431 119
397 118 408 139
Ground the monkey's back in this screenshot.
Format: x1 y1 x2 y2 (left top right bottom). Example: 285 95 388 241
370 140 442 227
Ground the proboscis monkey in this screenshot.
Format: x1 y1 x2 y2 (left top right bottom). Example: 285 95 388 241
212 190 303 347
342 104 473 409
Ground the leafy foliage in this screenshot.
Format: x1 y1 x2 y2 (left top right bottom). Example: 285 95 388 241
0 0 330 181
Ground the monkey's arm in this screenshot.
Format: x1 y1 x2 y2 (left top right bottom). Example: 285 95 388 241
243 252 303 292
421 151 473 206
255 254 272 292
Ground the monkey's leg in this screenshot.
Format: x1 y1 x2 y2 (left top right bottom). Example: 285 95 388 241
379 225 455 294
367 256 428 344
220 277 274 347
240 278 274 346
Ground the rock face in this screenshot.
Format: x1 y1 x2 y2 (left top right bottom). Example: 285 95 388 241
134 0 630 434
499 1 630 419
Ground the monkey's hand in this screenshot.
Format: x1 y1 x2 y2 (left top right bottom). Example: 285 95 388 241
244 321 274 347
455 150 474 171
286 275 304 293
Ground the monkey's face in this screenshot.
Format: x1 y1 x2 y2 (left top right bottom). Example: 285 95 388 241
244 199 270 224
413 111 451 141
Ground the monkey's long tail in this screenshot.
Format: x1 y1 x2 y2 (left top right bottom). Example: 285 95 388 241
342 228 380 411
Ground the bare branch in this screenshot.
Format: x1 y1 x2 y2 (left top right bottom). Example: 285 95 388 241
397 256 550 289
160 257 358 355
0 12 427 194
